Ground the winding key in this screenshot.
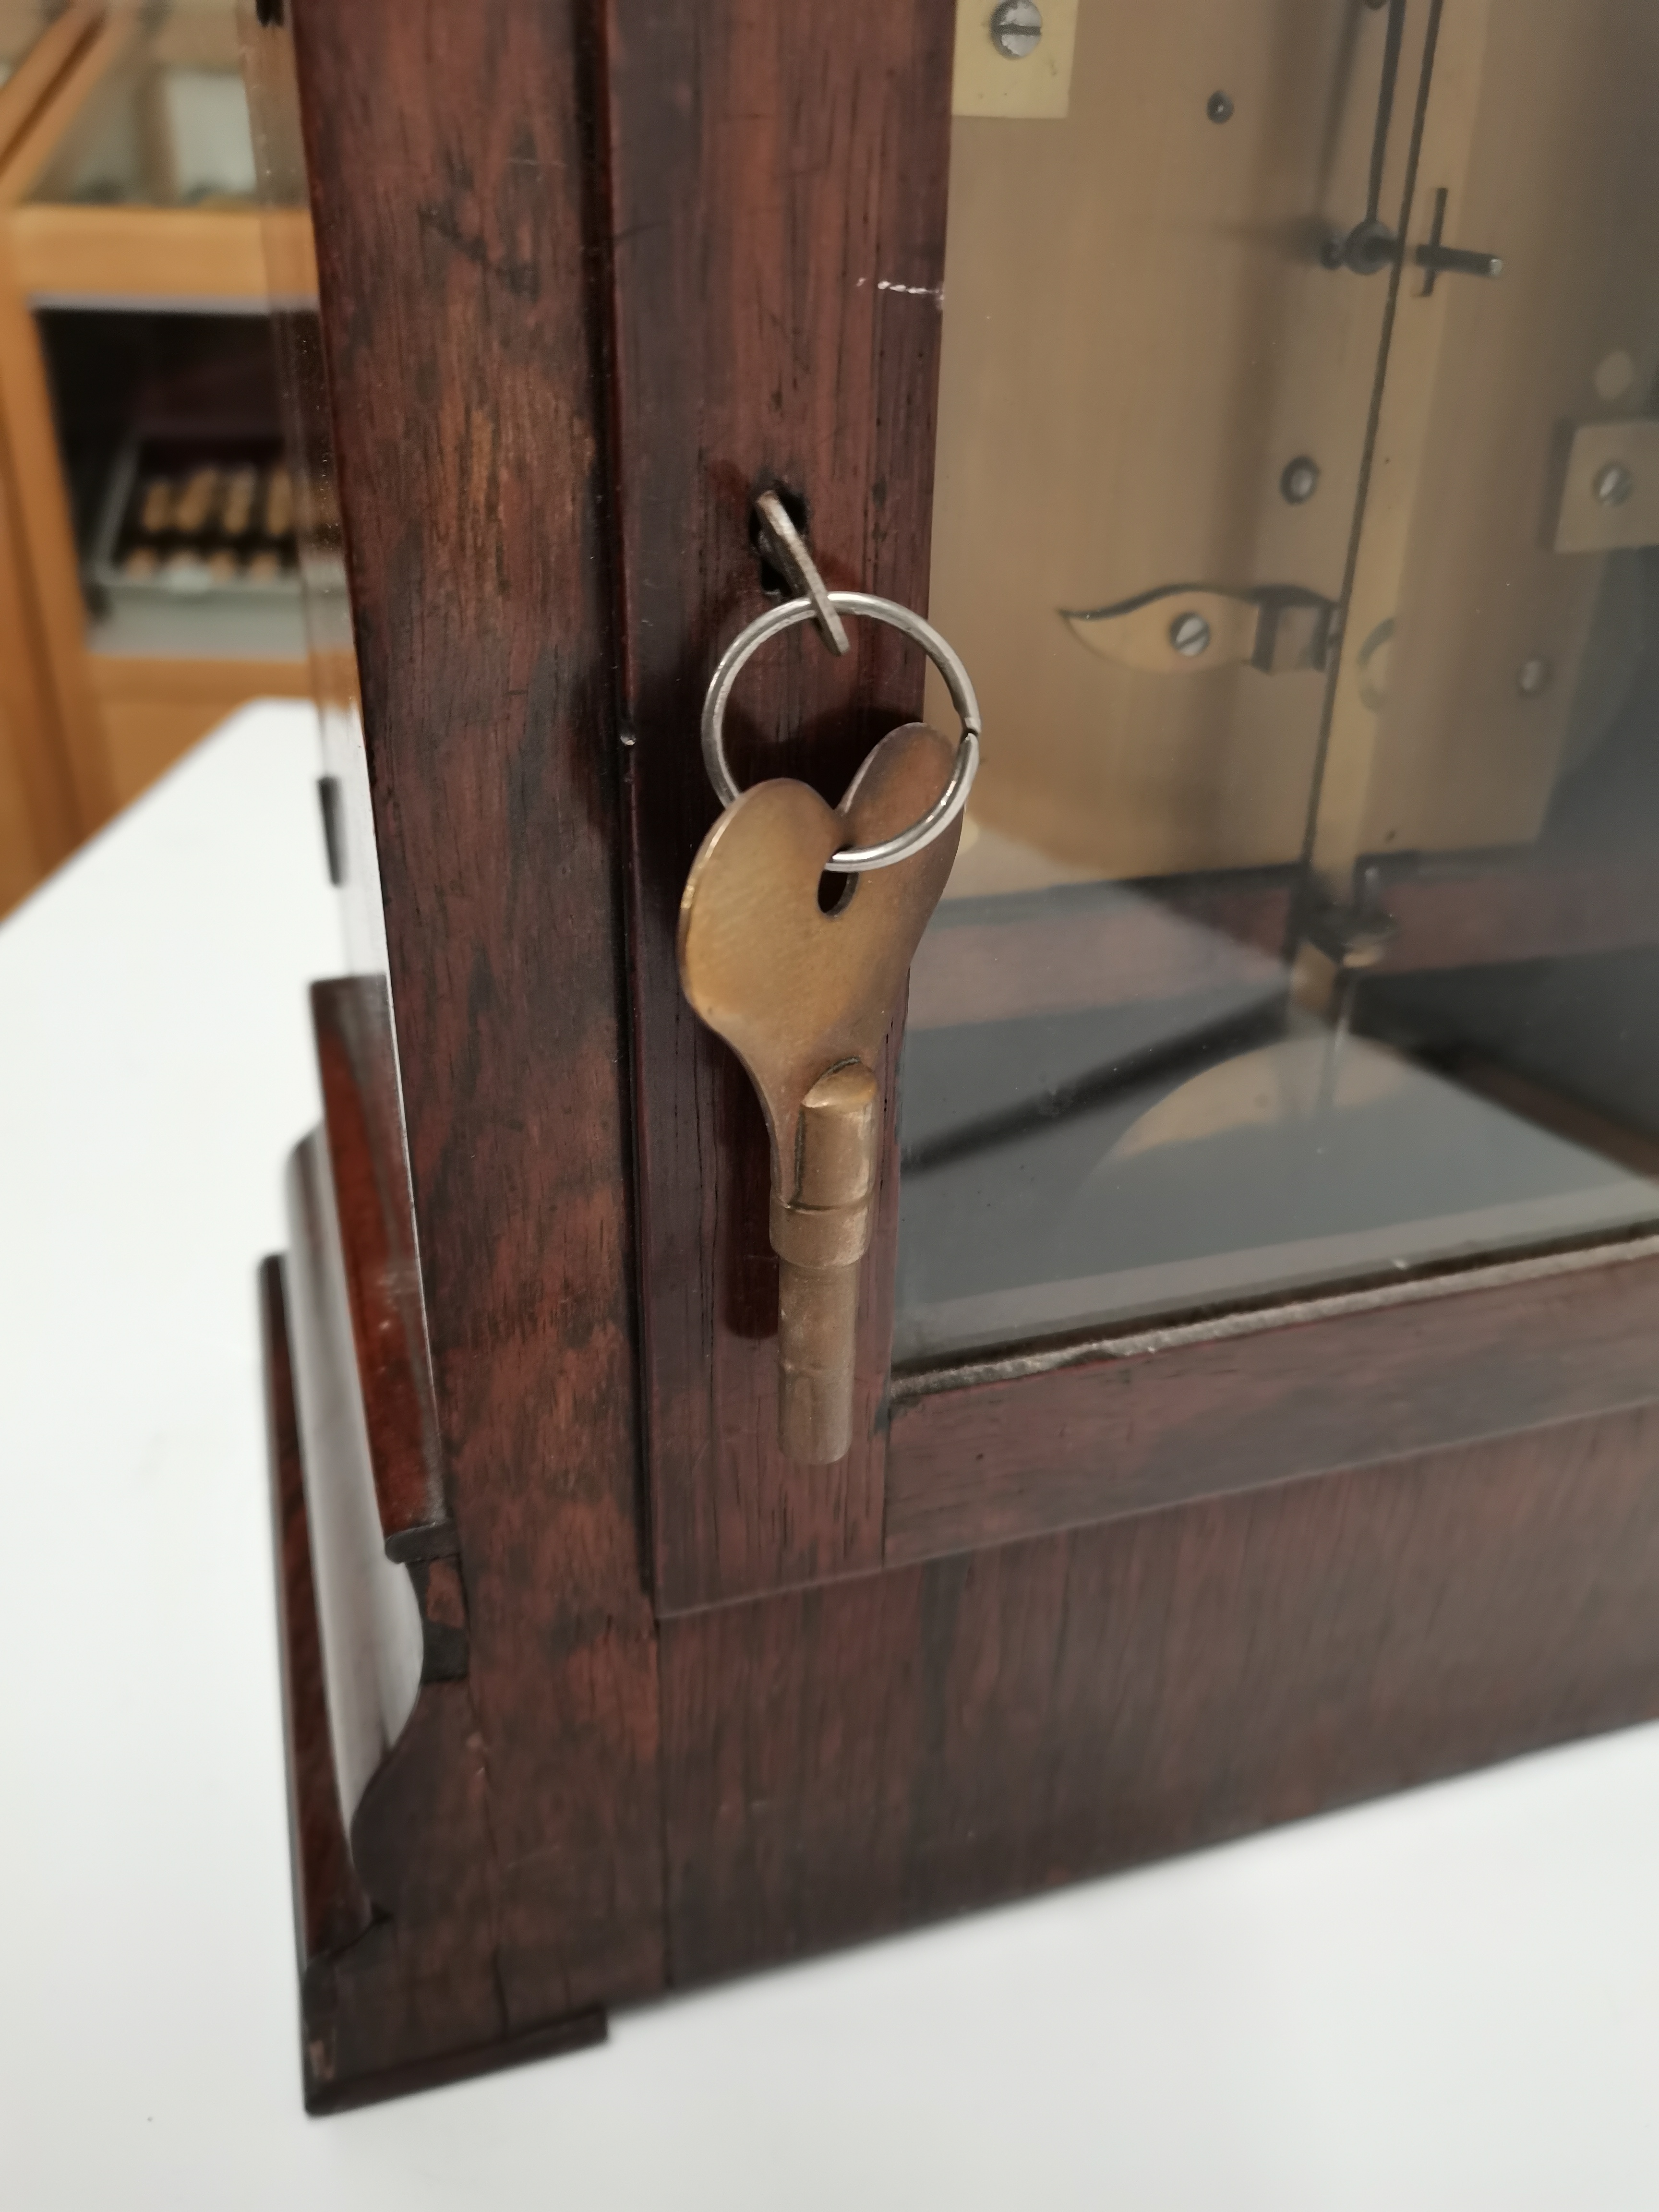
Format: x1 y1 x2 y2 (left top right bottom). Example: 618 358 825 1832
678 722 963 1462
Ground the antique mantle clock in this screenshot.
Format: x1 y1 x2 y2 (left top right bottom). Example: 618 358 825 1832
251 0 1659 2108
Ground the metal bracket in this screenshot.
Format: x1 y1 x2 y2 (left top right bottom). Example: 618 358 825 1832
753 491 849 656
1062 583 1337 676
1554 418 1659 553
1414 188 1502 292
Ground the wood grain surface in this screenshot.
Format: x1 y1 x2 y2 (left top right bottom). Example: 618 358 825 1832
288 0 666 2084
886 1236 1659 1567
604 0 956 1613
311 978 450 1559
663 1401 1659 1982
259 1255 373 1970
266 1243 502 2109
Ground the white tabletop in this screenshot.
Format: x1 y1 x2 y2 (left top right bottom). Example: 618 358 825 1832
5 704 1659 2211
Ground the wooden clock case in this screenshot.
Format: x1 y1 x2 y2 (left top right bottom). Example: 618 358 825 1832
259 0 1659 2110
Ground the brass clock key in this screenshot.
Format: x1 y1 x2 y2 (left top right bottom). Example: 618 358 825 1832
679 526 980 1464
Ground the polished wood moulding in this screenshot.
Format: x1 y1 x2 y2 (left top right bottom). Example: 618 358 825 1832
885 1232 1659 1568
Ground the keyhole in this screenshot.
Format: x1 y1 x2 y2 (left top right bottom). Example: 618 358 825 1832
752 485 811 596
817 867 856 916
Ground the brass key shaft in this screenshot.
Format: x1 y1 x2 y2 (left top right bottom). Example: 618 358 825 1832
771 1062 879 1463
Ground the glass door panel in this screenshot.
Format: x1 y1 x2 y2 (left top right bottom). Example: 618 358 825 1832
900 0 1659 1364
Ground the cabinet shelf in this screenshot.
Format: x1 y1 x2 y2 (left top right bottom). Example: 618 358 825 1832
0 2 324 914
12 203 315 307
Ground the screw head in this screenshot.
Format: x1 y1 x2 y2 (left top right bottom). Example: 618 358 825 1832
1170 612 1212 659
1343 217 1399 276
1206 90 1234 124
990 0 1043 60
1281 455 1321 505
1516 656 1552 697
1594 461 1636 508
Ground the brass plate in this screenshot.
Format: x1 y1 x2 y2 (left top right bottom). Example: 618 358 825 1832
1554 419 1659 555
952 0 1079 120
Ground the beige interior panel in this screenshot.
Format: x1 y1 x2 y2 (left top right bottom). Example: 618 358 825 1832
1361 0 1659 859
930 0 1659 888
927 0 1426 878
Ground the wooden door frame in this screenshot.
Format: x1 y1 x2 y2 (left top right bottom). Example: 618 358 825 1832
604 0 956 1615
604 0 1659 1615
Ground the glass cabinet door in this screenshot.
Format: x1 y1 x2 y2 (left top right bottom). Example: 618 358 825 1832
899 0 1659 1363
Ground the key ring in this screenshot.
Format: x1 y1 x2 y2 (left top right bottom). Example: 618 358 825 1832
700 590 982 873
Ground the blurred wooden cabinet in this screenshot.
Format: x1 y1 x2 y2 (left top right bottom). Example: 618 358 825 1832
0 0 313 917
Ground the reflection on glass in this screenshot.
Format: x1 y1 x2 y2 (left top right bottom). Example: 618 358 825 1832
901 0 1659 1363
32 0 255 210
41 305 303 654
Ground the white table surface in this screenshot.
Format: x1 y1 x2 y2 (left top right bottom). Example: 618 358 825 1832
5 703 1659 2211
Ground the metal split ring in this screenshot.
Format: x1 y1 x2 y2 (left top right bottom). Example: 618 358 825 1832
700 591 981 873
